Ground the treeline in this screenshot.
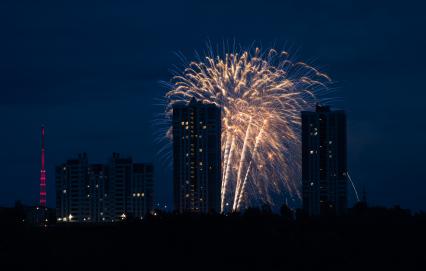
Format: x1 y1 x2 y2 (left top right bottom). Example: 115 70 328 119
1 201 426 270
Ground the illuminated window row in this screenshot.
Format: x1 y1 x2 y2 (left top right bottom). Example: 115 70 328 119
132 192 145 197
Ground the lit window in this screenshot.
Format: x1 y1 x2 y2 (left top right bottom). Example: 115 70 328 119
203 125 207 129
181 122 185 125
185 194 190 198
329 141 332 144
310 182 314 186
309 150 314 154
63 189 67 194
199 148 203 152
137 193 141 197
141 193 145 197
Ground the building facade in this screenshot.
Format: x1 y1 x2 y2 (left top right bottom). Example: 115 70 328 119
130 163 154 219
107 153 132 221
302 105 347 216
173 98 221 213
55 153 89 222
56 153 154 222
87 164 108 222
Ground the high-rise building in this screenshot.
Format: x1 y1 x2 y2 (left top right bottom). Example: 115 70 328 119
108 153 132 221
130 163 154 219
55 153 154 222
302 105 347 216
87 164 108 222
55 153 89 222
173 98 221 213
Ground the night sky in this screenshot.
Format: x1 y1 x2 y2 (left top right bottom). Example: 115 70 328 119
1 0 425 211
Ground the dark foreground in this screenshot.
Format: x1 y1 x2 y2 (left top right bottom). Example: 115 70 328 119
1 206 426 270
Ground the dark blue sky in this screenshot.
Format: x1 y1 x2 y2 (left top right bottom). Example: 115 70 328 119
1 0 425 210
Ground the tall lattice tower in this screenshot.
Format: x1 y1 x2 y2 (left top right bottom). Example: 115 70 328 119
40 126 47 207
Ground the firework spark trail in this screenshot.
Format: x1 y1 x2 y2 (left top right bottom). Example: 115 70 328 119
233 116 253 210
221 133 232 207
347 172 360 202
221 135 235 210
221 133 231 190
165 47 330 212
236 119 267 210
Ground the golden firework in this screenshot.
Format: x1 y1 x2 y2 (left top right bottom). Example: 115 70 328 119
166 47 330 212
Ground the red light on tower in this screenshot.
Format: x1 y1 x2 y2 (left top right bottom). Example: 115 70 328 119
40 126 46 207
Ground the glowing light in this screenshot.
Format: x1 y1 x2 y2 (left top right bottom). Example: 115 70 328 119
165 47 329 211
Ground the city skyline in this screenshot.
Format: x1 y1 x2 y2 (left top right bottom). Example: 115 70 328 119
56 152 154 222
1 0 426 212
1 1 425 270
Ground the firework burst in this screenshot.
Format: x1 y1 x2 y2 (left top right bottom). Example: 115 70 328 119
164 46 331 212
